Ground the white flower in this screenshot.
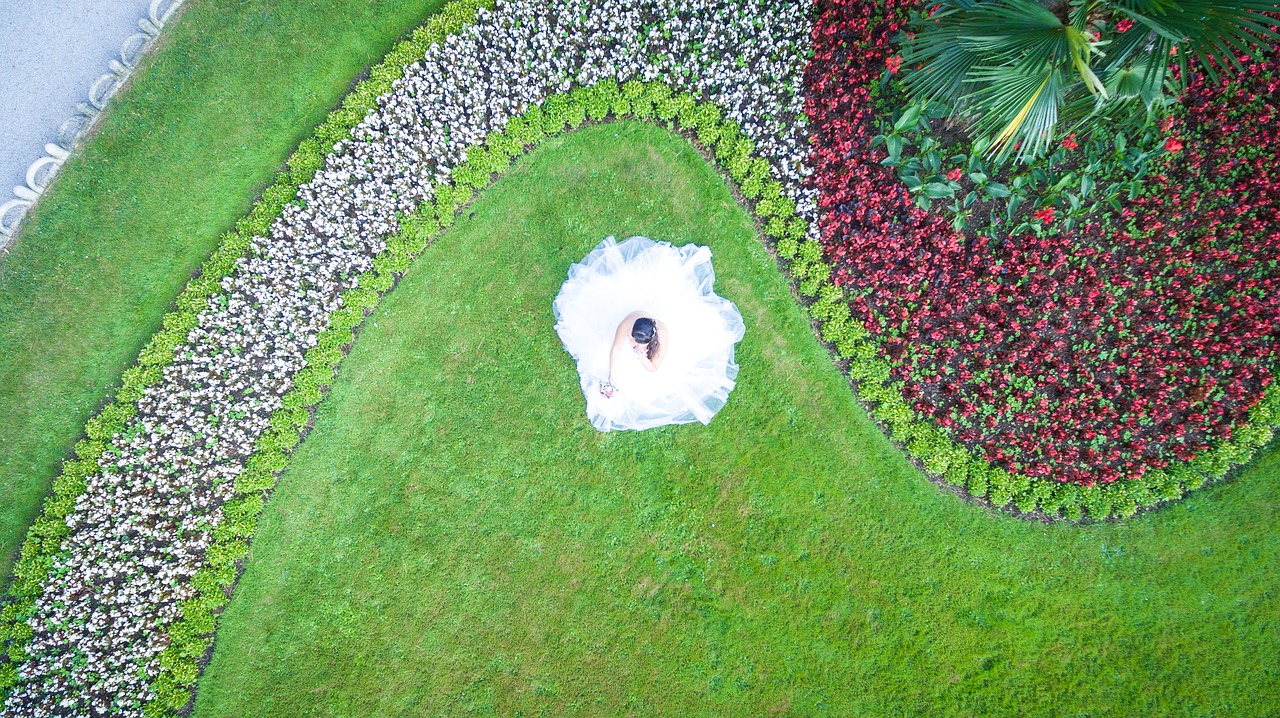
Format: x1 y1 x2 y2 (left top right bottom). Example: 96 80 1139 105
4 1 818 714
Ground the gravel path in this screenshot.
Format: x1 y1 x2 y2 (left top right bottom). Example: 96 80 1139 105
0 0 170 239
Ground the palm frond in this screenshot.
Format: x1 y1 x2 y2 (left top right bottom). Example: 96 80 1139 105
1108 49 1169 107
967 64 1066 162
957 0 1073 66
1105 0 1280 80
897 0 1280 163
1067 26 1109 97
902 40 988 108
905 0 1105 116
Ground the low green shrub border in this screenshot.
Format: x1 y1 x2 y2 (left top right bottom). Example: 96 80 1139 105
148 70 1280 710
0 0 494 706
5 0 1278 711
805 276 1280 521
141 77 778 716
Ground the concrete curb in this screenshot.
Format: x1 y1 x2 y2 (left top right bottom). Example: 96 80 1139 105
0 0 187 250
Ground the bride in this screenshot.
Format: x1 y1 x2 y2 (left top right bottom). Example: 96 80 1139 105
553 236 745 432
605 311 669 387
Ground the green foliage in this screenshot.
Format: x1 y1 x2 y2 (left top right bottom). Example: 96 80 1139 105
485 129 522 161
582 82 613 121
504 116 540 148
203 540 250 572
966 465 989 498
651 85 680 121
899 0 1280 163
690 102 724 145
874 97 1165 235
0 663 17 691
189 121 1280 717
220 496 265 538
1082 489 1114 521
541 93 586 134
6 1 1278 709
1014 490 1039 514
1112 493 1139 519
716 132 752 170
622 80 653 119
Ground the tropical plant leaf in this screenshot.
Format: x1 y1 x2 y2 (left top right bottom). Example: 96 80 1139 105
899 0 1280 162
968 63 1066 161
1106 0 1280 81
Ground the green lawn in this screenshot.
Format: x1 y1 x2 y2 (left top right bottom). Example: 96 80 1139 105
192 122 1280 717
0 0 448 583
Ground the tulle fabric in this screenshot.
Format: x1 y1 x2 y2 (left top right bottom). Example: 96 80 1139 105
553 236 746 432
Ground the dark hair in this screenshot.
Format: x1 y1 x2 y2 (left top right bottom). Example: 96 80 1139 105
632 317 660 360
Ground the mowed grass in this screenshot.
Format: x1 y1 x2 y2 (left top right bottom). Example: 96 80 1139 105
193 122 1280 717
0 0 448 582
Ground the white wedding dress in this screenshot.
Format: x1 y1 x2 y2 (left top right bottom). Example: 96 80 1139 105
553 236 746 432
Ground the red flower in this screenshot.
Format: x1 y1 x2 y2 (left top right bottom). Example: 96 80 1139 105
946 168 962 181
1061 133 1078 151
1164 137 1184 152
802 0 1279 487
886 55 902 74
1115 18 1134 33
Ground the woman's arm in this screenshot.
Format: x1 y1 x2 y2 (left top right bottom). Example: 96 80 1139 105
608 311 644 383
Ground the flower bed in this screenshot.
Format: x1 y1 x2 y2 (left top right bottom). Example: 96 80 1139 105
804 0 1280 496
0 0 815 714
3 0 1278 713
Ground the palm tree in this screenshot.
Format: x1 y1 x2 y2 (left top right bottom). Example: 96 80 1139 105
900 0 1280 162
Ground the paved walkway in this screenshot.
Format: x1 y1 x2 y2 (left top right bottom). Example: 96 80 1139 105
0 0 174 241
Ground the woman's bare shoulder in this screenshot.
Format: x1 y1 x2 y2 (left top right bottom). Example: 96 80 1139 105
615 311 644 339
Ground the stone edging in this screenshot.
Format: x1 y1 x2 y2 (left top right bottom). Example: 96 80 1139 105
2 0 1276 710
2 0 817 712
0 0 187 249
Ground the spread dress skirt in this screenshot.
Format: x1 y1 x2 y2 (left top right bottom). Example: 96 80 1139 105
553 235 746 432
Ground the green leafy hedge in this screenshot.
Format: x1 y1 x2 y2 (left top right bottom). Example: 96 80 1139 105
0 0 494 709
5 1 1279 712
139 75 780 716
805 265 1280 521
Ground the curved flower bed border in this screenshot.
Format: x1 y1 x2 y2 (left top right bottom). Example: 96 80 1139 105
0 0 190 247
0 0 495 707
1 0 815 713
800 0 1280 519
803 272 1280 521
138 86 809 714
0 0 1276 712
